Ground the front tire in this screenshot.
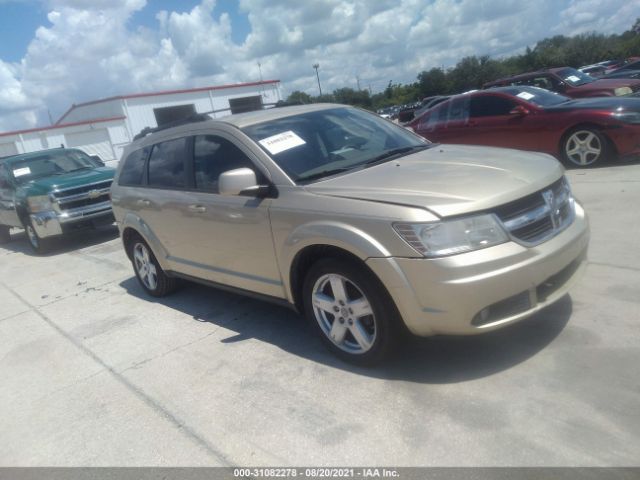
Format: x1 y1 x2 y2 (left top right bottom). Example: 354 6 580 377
25 219 51 254
127 235 177 297
561 128 610 167
302 258 399 365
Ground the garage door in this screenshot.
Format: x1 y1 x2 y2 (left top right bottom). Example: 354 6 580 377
65 129 115 161
0 141 18 158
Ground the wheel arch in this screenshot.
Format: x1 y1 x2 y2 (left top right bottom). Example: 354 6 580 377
281 221 393 310
559 122 617 158
120 213 171 271
289 244 374 312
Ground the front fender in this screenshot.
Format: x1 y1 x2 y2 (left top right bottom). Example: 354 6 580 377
279 221 392 301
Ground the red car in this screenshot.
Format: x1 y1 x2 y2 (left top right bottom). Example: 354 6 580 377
483 67 640 98
408 86 640 167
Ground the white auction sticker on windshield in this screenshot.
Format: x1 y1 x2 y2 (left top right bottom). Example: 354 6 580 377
259 130 306 155
517 92 535 100
566 75 580 82
12 167 31 177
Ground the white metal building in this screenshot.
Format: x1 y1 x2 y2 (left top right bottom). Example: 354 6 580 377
0 80 282 167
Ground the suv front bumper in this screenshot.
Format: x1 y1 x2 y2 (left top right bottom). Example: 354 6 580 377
366 202 589 336
30 200 115 238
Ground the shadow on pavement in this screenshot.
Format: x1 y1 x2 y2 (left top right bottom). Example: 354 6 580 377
0 225 119 256
120 275 572 384
565 155 640 170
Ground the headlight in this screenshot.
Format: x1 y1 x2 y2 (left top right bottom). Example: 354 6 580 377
27 195 53 213
612 111 640 124
614 87 632 96
394 214 509 257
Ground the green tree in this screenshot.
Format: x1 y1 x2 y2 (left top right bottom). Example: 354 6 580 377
285 90 312 104
417 68 450 97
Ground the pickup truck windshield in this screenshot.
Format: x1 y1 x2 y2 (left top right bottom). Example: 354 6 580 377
8 150 99 184
242 107 430 183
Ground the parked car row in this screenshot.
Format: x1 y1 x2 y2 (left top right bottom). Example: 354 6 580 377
399 61 640 168
407 86 640 167
2 104 590 365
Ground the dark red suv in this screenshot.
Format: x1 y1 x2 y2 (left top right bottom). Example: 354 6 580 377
484 67 640 98
408 86 640 167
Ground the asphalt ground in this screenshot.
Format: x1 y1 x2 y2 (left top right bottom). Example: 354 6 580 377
0 161 639 466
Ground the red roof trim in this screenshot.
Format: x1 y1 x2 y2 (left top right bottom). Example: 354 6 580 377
56 80 281 124
0 116 126 138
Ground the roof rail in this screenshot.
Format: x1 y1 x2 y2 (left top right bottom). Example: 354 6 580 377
133 113 211 141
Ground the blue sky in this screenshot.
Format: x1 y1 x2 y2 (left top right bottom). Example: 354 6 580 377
0 0 639 132
0 0 251 61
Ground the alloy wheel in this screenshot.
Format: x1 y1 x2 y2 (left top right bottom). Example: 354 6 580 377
133 242 158 291
565 130 602 166
311 273 377 354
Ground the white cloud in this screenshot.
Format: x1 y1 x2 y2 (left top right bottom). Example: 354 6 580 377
0 0 639 131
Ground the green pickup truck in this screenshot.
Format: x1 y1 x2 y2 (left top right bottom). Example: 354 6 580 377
0 148 116 253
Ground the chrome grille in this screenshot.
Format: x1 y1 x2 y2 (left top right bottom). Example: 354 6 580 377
494 177 575 246
51 180 113 217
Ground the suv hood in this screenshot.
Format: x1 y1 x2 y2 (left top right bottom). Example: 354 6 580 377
305 145 564 217
21 167 115 195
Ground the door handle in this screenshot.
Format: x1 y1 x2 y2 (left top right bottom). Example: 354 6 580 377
188 204 206 213
137 199 151 206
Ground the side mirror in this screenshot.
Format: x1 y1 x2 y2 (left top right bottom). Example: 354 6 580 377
509 105 529 116
219 168 272 197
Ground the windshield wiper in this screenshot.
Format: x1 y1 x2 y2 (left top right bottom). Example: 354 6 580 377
68 166 93 172
363 145 430 167
297 167 354 183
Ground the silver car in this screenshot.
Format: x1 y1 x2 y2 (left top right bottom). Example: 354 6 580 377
110 104 589 364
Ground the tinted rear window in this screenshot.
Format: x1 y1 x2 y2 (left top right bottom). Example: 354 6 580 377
147 137 188 188
118 147 148 186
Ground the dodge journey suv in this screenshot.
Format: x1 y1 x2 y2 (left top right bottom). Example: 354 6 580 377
111 104 589 364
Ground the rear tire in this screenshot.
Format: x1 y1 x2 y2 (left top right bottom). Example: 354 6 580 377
127 235 177 297
0 225 10 244
561 127 610 167
302 257 400 366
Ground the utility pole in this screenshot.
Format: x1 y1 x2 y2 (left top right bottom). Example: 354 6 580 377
356 75 361 91
313 63 322 96
257 61 265 99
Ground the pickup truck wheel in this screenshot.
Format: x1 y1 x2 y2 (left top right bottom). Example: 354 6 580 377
0 225 10 244
25 220 50 254
561 128 610 167
303 258 399 366
129 237 177 297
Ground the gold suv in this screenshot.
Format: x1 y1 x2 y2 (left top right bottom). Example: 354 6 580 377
111 104 589 364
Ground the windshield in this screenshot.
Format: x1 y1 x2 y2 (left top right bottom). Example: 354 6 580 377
501 86 571 107
556 67 596 86
8 150 99 184
242 107 430 183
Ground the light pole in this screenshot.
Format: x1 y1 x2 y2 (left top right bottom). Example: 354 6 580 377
313 63 322 97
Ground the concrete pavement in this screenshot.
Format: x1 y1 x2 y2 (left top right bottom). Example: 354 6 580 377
0 161 639 466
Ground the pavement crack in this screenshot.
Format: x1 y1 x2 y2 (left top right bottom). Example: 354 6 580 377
0 280 234 467
120 329 221 374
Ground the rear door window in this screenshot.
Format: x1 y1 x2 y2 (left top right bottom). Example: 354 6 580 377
147 137 188 189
